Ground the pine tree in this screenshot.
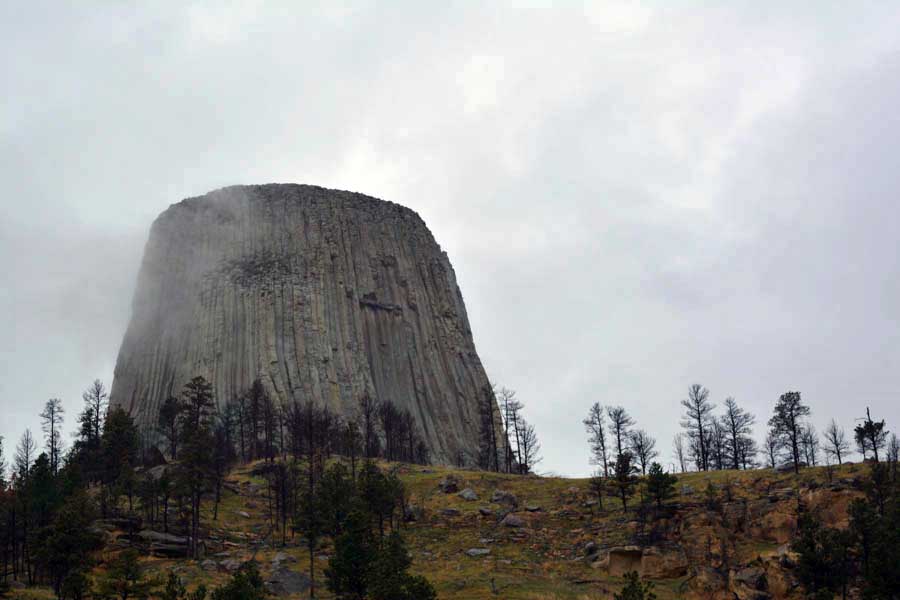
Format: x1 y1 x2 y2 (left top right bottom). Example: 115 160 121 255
96 549 154 600
854 407 888 463
614 571 656 600
645 462 677 509
768 391 810 473
612 452 638 512
326 508 374 599
176 376 216 559
157 397 182 460
368 531 436 600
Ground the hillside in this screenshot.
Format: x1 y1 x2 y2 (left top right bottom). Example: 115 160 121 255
10 460 870 600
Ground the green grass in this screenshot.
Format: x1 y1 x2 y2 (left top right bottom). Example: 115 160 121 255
74 459 864 599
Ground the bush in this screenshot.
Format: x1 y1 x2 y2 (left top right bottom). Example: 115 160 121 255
211 562 266 600
614 571 656 600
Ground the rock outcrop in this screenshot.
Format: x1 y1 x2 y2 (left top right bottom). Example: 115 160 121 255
110 184 494 464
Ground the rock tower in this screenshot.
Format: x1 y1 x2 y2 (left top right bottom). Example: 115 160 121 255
110 184 493 464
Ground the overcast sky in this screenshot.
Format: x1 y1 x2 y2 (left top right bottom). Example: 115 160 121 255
2 2 900 477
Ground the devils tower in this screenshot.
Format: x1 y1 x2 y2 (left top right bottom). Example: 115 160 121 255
110 184 493 464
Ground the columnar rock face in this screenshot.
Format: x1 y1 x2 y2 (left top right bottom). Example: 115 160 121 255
110 184 493 464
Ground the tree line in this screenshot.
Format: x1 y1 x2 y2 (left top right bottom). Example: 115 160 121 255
584 385 898 481
476 385 542 475
0 376 438 600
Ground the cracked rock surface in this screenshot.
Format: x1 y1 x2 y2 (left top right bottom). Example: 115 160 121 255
110 184 493 464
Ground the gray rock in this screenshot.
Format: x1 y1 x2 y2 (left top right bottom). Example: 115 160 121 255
138 530 187 545
266 567 312 596
501 513 525 528
465 548 491 557
109 184 495 465
491 490 518 507
478 507 494 517
219 559 244 573
584 541 598 557
525 505 541 512
200 560 217 572
458 488 478 501
438 475 460 494
271 551 297 565
441 508 461 517
404 505 424 522
236 511 251 519
681 484 695 495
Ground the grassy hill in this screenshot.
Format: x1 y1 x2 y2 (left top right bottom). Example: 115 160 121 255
9 460 869 600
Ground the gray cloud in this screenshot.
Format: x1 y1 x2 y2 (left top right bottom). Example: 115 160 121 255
2 2 899 475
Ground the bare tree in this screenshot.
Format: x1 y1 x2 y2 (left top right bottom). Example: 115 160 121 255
721 397 754 470
680 384 714 471
764 431 780 469
799 424 819 466
583 403 610 477
358 393 379 459
672 433 688 473
681 383 715 471
81 379 108 446
15 429 36 477
519 420 541 474
498 388 521 473
478 385 500 472
628 429 657 475
738 436 759 470
709 419 728 470
606 406 634 460
0 436 6 488
823 419 849 466
40 398 65 475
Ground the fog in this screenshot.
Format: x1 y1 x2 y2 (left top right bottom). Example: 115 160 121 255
2 2 900 475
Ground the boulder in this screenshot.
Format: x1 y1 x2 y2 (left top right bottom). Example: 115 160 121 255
438 475 460 494
200 560 218 572
150 544 191 558
265 567 311 597
272 551 297 565
219 559 244 573
730 566 770 600
478 507 494 517
441 508 461 517
236 511 251 519
500 513 525 528
404 505 424 522
689 566 730 600
458 488 478 501
604 546 643 577
640 546 688 579
465 548 491 557
525 505 541 512
138 530 187 545
491 490 518 507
